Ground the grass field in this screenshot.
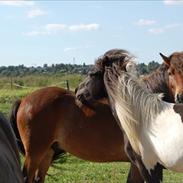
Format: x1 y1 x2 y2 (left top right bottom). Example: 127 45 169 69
44 155 183 183
1 74 183 183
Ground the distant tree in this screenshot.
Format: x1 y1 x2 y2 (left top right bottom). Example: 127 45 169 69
147 61 160 73
43 64 48 68
137 63 148 75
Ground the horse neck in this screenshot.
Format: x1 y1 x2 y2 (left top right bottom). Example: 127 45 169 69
112 73 165 154
142 64 174 102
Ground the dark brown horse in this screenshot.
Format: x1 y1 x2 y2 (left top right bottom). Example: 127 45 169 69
0 112 23 183
10 49 183 183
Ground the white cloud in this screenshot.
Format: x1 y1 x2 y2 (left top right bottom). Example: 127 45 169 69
45 23 99 32
69 24 99 31
24 23 100 36
0 1 34 7
27 8 47 18
148 28 164 34
0 1 47 19
45 24 66 31
164 0 183 5
148 23 183 34
136 19 156 26
64 47 79 52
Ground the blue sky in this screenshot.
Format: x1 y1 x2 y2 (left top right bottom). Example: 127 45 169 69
0 0 183 66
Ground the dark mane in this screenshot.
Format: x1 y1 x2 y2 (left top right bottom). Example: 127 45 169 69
94 49 132 72
142 63 174 102
75 49 134 107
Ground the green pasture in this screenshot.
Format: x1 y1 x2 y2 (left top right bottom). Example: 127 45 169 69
44 155 183 183
1 74 183 183
0 74 83 114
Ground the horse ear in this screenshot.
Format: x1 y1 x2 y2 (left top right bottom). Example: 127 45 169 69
159 53 170 66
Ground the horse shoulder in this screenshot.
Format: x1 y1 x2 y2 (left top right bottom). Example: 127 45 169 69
147 104 183 170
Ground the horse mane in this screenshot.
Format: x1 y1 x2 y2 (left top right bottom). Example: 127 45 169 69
141 64 172 101
104 67 168 154
75 49 135 106
94 49 134 72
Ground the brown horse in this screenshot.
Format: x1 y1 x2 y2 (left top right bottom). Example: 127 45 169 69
10 49 183 183
0 112 23 183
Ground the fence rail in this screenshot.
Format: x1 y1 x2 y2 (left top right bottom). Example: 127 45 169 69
11 80 70 90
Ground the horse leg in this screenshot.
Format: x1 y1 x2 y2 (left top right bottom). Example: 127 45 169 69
35 149 54 183
149 163 163 183
124 140 150 182
23 153 44 183
127 163 144 183
135 160 163 183
124 134 162 183
23 154 41 183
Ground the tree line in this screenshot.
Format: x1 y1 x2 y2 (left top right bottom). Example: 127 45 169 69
0 61 160 77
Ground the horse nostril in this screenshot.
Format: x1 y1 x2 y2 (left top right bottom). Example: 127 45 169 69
176 94 183 103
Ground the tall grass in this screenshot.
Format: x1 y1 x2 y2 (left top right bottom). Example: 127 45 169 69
0 73 84 114
0 73 84 90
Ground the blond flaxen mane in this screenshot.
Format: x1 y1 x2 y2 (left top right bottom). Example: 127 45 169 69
104 69 168 154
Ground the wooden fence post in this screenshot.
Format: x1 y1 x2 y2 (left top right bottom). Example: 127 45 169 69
66 80 70 90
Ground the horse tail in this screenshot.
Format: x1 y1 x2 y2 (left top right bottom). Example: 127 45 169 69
9 99 25 155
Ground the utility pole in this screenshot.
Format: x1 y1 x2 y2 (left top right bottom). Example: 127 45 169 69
73 57 75 65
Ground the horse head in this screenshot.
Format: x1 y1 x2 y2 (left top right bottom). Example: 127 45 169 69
75 49 137 104
160 52 183 103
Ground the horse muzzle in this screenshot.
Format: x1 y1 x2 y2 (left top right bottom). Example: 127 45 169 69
175 93 183 103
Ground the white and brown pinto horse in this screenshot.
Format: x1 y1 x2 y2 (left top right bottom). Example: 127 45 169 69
0 113 23 183
104 61 183 183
